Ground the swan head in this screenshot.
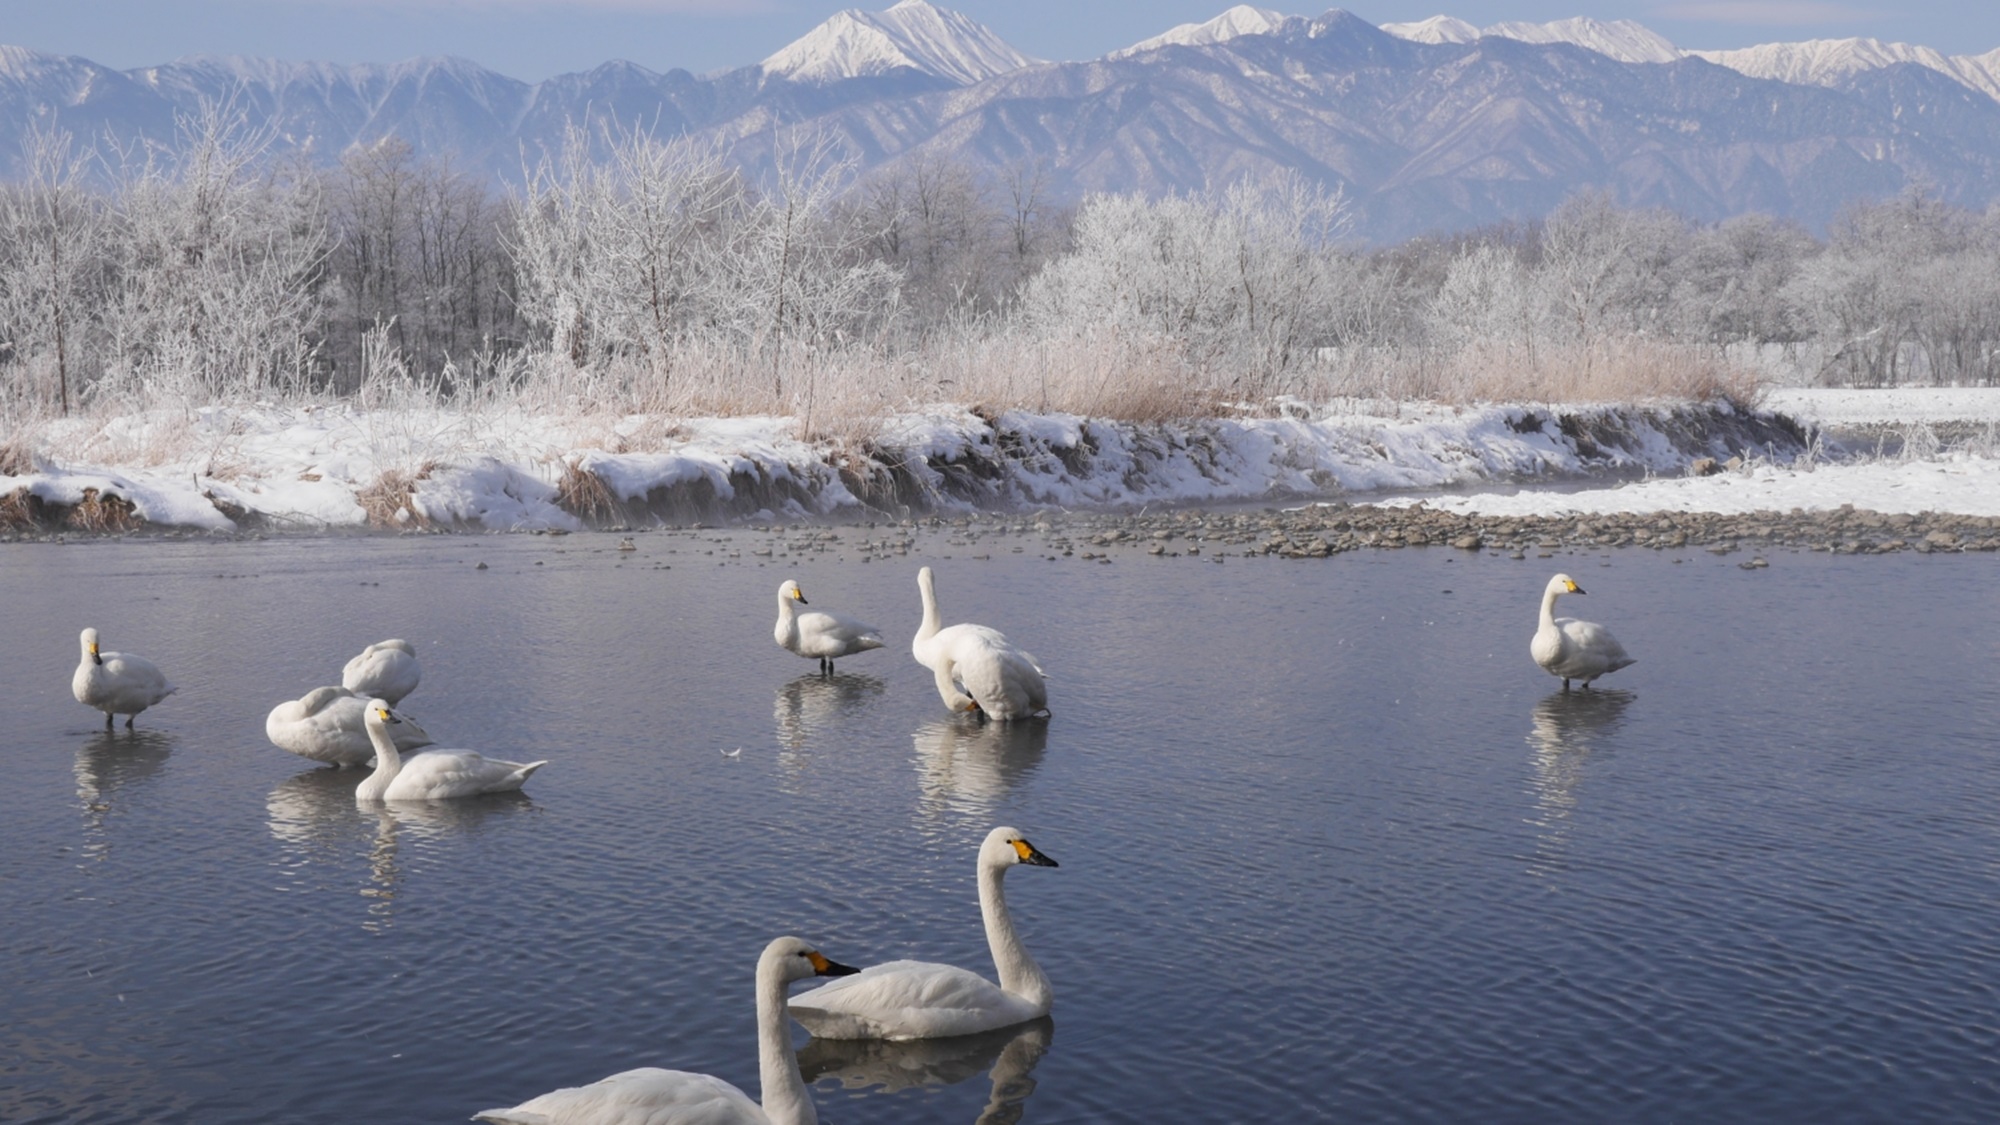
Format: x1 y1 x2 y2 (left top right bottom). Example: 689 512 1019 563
79 627 101 663
361 698 401 729
1547 573 1585 597
372 639 416 656
779 579 808 605
981 826 1059 870
761 936 860 984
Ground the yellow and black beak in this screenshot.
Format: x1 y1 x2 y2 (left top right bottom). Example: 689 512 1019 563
1010 838 1059 868
806 950 860 977
1565 580 1585 595
90 643 102 665
793 587 808 604
375 707 400 725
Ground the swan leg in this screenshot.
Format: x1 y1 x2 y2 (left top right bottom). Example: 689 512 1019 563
124 714 136 729
104 712 113 730
1562 678 1572 692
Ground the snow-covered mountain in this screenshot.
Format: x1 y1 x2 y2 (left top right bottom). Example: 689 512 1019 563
1110 5 1308 60
1692 39 2000 104
1379 14 1680 64
760 0 1035 85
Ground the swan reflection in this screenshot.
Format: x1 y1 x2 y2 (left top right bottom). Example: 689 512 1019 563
268 767 534 931
775 672 887 750
1526 689 1634 872
803 1017 1052 1123
75 728 174 860
913 718 1048 824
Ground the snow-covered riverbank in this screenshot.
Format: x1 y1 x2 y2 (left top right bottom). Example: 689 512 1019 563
0 398 1803 534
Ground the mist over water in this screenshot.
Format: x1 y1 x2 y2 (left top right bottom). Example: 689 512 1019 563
3 534 1997 1123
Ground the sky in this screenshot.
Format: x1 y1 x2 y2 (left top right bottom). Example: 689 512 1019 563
1 1 1995 81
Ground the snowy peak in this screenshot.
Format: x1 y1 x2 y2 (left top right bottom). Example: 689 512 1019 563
1111 5 1309 59
759 0 1036 86
1691 38 2000 102
1382 14 1679 64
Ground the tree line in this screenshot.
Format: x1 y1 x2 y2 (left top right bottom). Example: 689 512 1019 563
0 113 1994 428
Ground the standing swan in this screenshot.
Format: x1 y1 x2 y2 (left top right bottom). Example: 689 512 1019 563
789 826 1059 1040
912 567 1049 720
474 936 860 1125
356 700 545 802
72 627 175 729
342 639 421 704
774 579 884 674
1532 574 1635 691
266 686 433 768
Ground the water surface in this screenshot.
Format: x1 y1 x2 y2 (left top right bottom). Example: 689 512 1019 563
3 531 1997 1123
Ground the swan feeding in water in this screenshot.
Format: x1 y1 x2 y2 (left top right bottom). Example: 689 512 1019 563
912 567 1049 720
266 686 433 768
1531 574 1635 691
72 627 175 729
773 579 884 673
789 826 1058 1040
341 639 421 704
474 936 860 1125
355 700 544 802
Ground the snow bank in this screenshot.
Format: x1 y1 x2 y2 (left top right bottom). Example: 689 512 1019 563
1763 386 2000 428
0 399 1804 533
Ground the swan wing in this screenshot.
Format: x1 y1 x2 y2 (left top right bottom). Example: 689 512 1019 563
474 1067 765 1125
1553 617 1636 676
343 642 421 703
948 638 1048 719
790 960 1034 1040
384 749 546 800
795 609 884 658
77 651 176 712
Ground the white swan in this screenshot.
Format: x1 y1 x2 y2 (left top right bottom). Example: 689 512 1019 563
774 579 884 673
1531 573 1636 690
342 639 421 705
72 627 175 729
789 826 1058 1040
356 700 545 802
474 936 860 1125
266 686 434 768
912 567 1049 720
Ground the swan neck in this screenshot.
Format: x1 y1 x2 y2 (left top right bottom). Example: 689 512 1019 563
755 959 814 1125
1539 587 1561 629
979 859 1051 1014
356 719 402 800
917 572 941 644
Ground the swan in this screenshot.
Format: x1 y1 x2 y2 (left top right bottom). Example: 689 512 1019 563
342 639 421 704
474 936 860 1125
356 700 545 802
789 826 1058 1040
266 686 434 768
912 567 1049 720
1531 574 1636 690
774 579 884 673
72 627 175 729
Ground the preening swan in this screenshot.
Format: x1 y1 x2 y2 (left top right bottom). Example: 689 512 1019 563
266 686 433 768
789 826 1058 1040
912 567 1049 720
474 936 859 1125
774 579 884 674
1531 574 1635 690
72 627 175 729
342 639 421 704
356 700 545 802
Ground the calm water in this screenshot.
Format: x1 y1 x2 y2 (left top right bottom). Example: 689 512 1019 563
3 529 1998 1123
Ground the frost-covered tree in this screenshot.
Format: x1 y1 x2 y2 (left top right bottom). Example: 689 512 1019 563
0 125 103 414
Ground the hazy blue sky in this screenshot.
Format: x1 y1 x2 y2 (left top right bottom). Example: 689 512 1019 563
2 1 1994 81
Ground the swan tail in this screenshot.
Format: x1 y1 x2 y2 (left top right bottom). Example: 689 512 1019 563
509 761 550 785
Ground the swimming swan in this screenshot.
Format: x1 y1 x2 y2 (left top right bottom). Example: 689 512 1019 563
1531 574 1635 690
774 579 884 673
356 700 545 802
474 936 860 1125
72 627 175 729
912 568 1049 720
342 639 421 704
266 686 433 768
789 826 1058 1040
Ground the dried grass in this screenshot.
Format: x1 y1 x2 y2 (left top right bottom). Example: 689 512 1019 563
0 440 34 478
0 487 39 529
555 459 622 526
356 463 438 529
68 487 138 533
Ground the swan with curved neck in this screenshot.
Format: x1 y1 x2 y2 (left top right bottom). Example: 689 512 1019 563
342 639 421 705
356 700 545 802
266 686 432 768
912 568 1049 720
1531 573 1635 690
72 627 175 729
789 826 1059 1040
774 579 884 674
475 936 859 1125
